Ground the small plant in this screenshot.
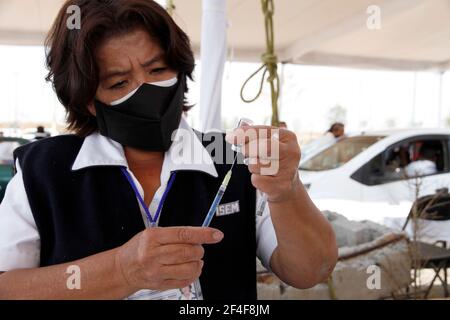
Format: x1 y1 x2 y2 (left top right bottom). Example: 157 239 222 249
404 175 446 299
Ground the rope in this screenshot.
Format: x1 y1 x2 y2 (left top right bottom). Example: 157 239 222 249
166 0 175 16
240 0 280 126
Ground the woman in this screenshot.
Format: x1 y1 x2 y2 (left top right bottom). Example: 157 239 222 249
0 0 337 300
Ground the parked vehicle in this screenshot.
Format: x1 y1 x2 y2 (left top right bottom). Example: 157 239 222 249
299 129 450 242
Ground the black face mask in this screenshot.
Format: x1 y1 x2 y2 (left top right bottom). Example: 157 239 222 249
94 76 185 151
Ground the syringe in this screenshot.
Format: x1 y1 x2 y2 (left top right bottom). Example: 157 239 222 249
201 119 247 227
201 118 270 226
201 163 235 227
231 118 268 216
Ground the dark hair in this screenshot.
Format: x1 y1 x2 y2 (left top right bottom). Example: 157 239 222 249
327 122 344 133
420 143 438 160
45 0 195 136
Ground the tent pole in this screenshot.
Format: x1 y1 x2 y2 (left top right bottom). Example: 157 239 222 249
199 0 228 131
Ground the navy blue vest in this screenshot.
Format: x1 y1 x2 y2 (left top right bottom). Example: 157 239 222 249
13 132 257 300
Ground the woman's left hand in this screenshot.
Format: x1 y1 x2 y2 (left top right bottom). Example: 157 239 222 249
225 126 301 203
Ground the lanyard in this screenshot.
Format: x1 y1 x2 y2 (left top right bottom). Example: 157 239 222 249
121 167 177 228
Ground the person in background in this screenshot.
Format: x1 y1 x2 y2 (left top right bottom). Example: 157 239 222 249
405 143 438 177
34 126 51 140
278 121 287 129
326 123 345 139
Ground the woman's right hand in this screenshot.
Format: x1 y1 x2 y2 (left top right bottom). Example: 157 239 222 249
114 227 224 292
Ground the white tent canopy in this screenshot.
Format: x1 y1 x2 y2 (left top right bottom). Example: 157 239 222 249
1 0 449 71
175 0 450 71
0 0 63 46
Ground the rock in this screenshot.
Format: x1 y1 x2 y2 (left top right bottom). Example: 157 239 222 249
256 212 411 300
257 282 282 300
323 210 391 247
331 237 411 299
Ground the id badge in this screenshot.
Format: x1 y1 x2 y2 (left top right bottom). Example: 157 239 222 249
126 279 203 300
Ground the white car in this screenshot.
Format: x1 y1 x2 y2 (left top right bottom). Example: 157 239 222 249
299 129 450 243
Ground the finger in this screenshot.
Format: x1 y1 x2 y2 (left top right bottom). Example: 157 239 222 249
150 227 224 245
225 126 280 146
226 126 296 145
247 159 280 176
241 137 283 160
160 261 204 281
156 244 204 265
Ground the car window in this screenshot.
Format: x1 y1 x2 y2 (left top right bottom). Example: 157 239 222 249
352 137 449 186
299 136 383 171
0 141 20 165
384 139 446 180
300 135 337 162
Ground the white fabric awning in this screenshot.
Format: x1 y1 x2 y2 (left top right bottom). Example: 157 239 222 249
1 0 449 71
173 0 450 71
0 0 64 46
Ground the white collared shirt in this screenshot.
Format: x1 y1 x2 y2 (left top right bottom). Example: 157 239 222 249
0 118 277 272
